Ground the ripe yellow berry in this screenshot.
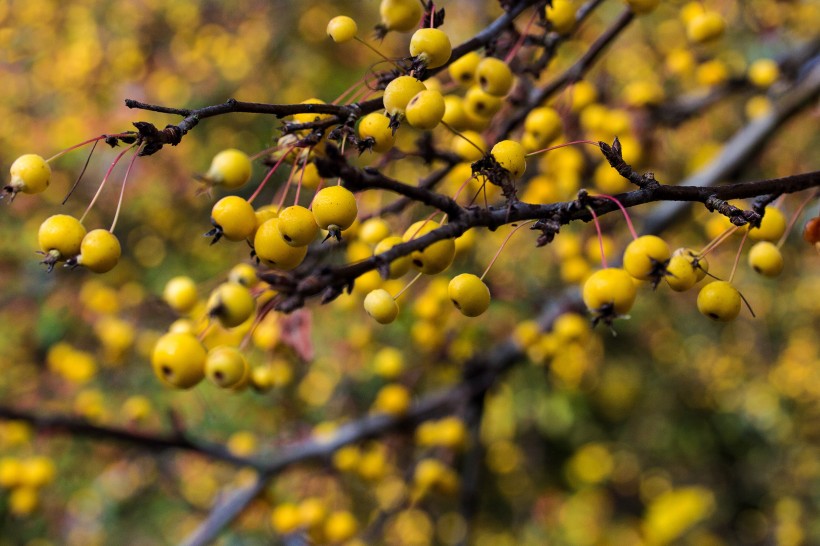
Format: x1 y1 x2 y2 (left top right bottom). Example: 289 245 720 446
210 196 256 242
582 267 637 316
324 511 359 542
463 85 503 119
364 288 399 324
475 57 514 97
20 457 56 488
622 235 671 282
76 229 121 273
327 15 358 43
748 206 786 242
664 253 699 292
373 235 412 279
312 185 358 236
38 214 86 268
205 346 249 388
697 281 741 322
203 149 252 190
277 205 319 247
163 276 199 314
151 332 207 389
523 107 563 147
405 89 446 130
372 383 411 416
206 282 256 328
271 503 301 534
546 0 577 35
491 140 527 178
402 220 455 275
687 11 725 43
6 154 50 198
228 262 257 287
748 241 784 277
358 112 396 153
254 218 308 270
379 0 423 33
383 76 427 118
748 59 779 88
448 273 491 317
410 28 452 69
448 51 481 86
451 130 486 161
373 346 405 378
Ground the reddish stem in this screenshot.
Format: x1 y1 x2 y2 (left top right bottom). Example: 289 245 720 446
248 147 295 205
525 140 598 157
504 7 539 64
80 143 137 224
481 221 535 280
586 206 607 268
110 147 141 233
594 193 638 240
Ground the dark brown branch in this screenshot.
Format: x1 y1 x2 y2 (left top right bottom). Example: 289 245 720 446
0 406 254 468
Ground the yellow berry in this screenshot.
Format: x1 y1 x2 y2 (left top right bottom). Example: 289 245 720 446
383 76 427 118
665 253 699 292
205 346 249 388
206 282 256 328
372 383 411 416
405 89 446 130
448 273 491 317
325 511 359 542
210 196 256 242
402 220 455 275
448 51 481 86
582 267 637 315
151 332 207 389
546 0 577 35
748 58 779 88
204 149 252 190
327 15 358 43
76 229 121 273
379 0 423 33
364 288 399 324
491 140 527 178
463 85 503 119
523 107 563 147
38 214 86 266
312 186 358 234
687 11 725 43
254 218 308 270
409 28 452 69
748 241 784 277
622 235 671 282
358 112 396 153
6 153 50 197
278 205 319 247
475 57 514 97
163 276 199 314
697 281 741 322
748 206 786 242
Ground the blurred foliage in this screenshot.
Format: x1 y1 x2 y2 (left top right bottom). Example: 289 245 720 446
0 0 819 545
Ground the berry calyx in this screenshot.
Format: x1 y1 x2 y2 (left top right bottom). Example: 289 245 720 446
748 241 784 277
38 214 87 271
697 281 741 322
277 205 319 247
312 185 358 240
151 332 206 389
5 154 51 200
364 288 399 324
448 273 491 317
72 229 121 273
208 196 256 243
206 282 256 329
202 149 252 190
327 16 358 43
409 28 452 69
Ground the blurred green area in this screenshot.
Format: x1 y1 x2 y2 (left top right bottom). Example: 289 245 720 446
0 1 818 545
